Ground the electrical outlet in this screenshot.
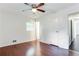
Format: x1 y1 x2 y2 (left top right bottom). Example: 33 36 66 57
13 40 17 43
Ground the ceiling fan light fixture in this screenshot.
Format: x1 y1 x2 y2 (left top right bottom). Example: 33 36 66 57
32 8 37 13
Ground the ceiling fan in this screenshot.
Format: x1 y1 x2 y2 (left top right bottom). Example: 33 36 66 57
24 3 45 13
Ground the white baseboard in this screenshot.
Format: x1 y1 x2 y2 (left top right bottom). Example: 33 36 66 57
39 40 50 44
0 39 35 47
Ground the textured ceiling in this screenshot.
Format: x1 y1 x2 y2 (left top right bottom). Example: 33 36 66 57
0 3 77 18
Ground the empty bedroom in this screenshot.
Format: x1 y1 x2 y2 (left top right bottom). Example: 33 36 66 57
0 3 79 56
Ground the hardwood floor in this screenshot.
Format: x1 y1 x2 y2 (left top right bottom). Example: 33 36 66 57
0 40 79 56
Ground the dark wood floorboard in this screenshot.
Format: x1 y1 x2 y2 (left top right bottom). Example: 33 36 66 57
0 40 79 56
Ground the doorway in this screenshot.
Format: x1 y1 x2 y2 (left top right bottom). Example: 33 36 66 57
69 13 79 52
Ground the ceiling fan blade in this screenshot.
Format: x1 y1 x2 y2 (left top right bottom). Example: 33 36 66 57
37 9 45 13
36 3 44 8
24 3 33 7
24 3 29 5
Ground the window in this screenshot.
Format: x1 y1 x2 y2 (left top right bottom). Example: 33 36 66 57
26 21 40 39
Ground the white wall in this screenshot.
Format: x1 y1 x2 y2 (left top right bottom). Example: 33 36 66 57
0 11 34 47
39 4 79 49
